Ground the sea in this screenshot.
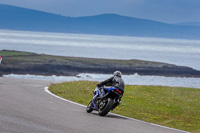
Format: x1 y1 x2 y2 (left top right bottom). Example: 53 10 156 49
0 29 200 88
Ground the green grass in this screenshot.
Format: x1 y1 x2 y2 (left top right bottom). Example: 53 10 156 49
49 81 200 133
0 50 169 67
0 50 34 56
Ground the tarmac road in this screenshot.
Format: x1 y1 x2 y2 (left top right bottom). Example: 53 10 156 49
0 77 189 133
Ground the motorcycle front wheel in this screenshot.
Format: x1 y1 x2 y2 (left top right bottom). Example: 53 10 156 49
98 98 114 116
86 100 93 113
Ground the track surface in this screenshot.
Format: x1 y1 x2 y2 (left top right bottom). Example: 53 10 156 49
0 77 188 133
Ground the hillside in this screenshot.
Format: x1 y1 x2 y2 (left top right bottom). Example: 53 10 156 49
0 4 200 39
1 50 200 77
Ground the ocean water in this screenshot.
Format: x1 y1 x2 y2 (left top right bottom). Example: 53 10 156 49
0 29 200 70
0 29 200 88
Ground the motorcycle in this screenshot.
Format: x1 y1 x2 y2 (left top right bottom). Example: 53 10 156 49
86 86 123 116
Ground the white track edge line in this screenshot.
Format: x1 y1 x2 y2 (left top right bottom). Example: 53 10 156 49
44 86 190 133
44 87 86 107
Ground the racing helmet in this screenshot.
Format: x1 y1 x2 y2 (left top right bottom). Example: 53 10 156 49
113 71 122 77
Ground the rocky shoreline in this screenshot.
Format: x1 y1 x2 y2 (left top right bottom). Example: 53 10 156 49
1 50 200 78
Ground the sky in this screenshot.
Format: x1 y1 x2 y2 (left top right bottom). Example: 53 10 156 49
0 0 199 23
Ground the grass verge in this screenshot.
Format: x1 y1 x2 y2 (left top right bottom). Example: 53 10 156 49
49 81 200 132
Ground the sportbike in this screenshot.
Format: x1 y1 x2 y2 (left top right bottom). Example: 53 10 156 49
86 86 123 116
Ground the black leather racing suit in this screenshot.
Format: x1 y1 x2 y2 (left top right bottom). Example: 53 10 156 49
97 76 125 92
97 76 125 109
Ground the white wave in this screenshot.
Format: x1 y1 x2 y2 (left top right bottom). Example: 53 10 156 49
3 73 200 89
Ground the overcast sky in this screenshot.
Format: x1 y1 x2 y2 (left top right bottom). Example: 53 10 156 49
0 0 199 23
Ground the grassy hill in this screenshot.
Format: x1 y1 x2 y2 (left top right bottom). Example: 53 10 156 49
1 50 200 77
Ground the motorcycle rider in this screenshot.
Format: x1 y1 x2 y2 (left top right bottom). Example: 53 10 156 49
87 71 125 113
97 71 125 99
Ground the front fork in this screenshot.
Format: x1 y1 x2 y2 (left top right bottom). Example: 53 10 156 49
91 87 100 110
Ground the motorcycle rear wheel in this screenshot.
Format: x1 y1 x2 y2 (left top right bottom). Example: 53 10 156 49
98 98 114 116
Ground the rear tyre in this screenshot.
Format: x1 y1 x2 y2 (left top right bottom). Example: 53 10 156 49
98 98 114 116
86 100 93 113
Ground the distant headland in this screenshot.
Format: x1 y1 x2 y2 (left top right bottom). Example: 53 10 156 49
1 50 200 78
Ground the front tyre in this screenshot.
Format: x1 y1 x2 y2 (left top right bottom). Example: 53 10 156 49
86 100 93 113
98 98 114 116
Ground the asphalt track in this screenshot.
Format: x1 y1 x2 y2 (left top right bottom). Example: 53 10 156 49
0 77 189 133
